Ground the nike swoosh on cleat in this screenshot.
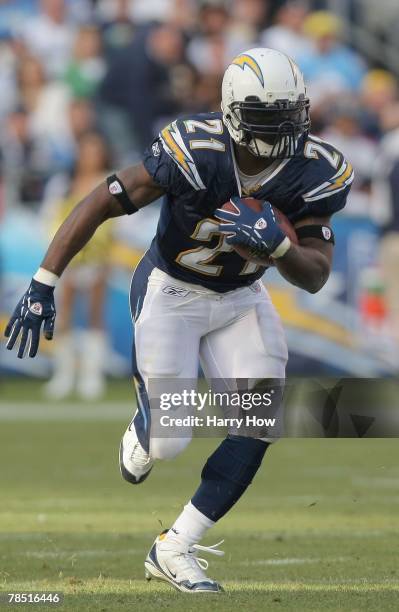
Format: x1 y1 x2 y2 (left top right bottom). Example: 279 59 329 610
148 545 177 580
165 565 177 579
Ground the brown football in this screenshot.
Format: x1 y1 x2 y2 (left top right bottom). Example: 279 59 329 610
220 197 298 266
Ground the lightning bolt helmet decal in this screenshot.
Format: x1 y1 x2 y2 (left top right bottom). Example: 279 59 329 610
231 54 264 87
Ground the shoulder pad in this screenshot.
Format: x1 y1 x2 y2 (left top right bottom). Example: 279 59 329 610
159 113 229 191
301 135 354 204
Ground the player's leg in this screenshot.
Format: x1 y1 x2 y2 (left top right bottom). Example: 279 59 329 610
190 287 286 522
120 261 203 483
77 266 108 400
201 284 288 380
148 285 286 591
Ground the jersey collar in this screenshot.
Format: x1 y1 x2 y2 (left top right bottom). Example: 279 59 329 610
229 137 294 197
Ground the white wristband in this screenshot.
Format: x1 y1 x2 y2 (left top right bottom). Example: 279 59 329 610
270 236 291 260
33 267 59 287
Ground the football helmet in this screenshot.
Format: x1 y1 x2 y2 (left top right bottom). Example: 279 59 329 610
221 47 310 158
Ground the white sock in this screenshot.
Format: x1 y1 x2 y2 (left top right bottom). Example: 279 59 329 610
164 501 214 547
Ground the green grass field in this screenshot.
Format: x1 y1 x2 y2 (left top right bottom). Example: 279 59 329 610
0 380 398 611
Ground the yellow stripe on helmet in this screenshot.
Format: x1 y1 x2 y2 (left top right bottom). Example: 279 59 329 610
231 54 264 87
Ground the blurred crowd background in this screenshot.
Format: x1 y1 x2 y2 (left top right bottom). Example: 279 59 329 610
1 0 399 397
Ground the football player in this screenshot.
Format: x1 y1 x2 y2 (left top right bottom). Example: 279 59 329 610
5 49 353 593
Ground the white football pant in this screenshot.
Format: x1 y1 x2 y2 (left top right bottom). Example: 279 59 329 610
131 267 288 459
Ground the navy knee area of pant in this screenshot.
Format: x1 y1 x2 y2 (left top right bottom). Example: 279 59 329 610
191 435 269 522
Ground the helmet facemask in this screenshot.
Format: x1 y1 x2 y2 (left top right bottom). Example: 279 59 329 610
226 96 310 159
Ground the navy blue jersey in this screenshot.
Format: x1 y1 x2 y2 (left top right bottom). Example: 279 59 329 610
142 112 353 292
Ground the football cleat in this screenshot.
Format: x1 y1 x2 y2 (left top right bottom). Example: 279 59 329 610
119 419 154 484
144 531 225 593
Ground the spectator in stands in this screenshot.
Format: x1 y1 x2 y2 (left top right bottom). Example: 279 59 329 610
1 105 54 209
99 22 185 154
43 131 114 400
0 1 39 39
129 0 180 25
16 55 72 169
69 98 97 142
361 69 399 139
321 98 377 217
169 0 197 33
64 25 106 99
18 0 76 79
372 123 399 365
42 98 99 194
192 73 221 113
260 0 311 61
67 0 94 24
97 0 192 26
165 62 200 115
232 0 270 45
0 36 19 119
187 0 251 77
100 0 138 59
298 11 366 107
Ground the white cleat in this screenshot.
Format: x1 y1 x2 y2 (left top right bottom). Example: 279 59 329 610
144 531 225 593
77 374 105 400
119 419 154 484
43 376 74 400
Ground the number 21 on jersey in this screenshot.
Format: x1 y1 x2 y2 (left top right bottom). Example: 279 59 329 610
176 218 258 277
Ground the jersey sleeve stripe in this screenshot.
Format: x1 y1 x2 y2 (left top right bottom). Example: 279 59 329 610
326 161 353 190
302 161 354 202
160 122 205 191
302 180 353 202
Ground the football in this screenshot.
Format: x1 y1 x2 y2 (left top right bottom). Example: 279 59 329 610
220 197 298 266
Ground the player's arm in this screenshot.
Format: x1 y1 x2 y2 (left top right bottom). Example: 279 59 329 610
216 199 335 294
4 163 165 358
41 164 164 276
276 144 353 292
273 216 333 294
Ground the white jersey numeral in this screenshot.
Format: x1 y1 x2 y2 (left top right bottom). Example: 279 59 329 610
176 218 259 276
183 119 225 152
304 138 341 169
184 119 224 134
189 138 226 151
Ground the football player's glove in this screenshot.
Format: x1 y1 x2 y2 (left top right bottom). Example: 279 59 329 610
4 279 56 359
215 197 289 257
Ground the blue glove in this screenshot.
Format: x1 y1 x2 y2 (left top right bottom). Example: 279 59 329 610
215 197 288 256
4 278 56 358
